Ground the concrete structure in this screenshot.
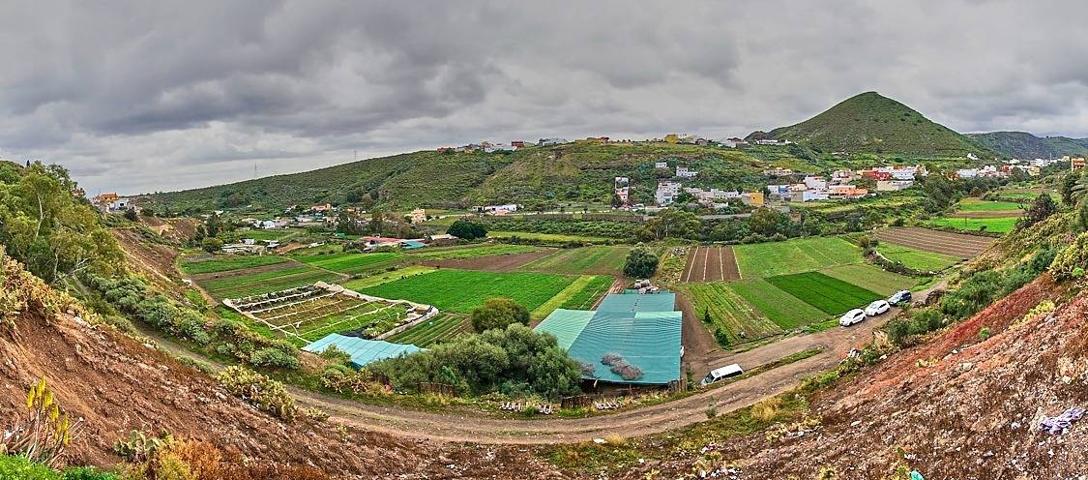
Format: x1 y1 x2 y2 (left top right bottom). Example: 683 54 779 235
876 180 914 192
655 181 682 206
409 208 427 224
676 166 698 178
741 191 765 206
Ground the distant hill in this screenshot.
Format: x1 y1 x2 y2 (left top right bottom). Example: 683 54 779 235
754 91 990 157
966 131 1088 159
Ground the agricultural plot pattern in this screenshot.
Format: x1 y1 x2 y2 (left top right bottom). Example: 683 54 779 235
521 246 630 276
388 314 470 347
875 244 961 272
681 246 741 282
180 255 288 275
733 237 860 278
357 268 576 314
225 285 436 343
297 252 403 275
873 227 996 258
529 274 613 320
766 272 882 315
198 264 342 299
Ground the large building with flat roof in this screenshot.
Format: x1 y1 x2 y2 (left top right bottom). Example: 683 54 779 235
535 291 682 386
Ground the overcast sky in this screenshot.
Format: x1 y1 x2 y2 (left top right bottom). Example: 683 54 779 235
2 0 1087 195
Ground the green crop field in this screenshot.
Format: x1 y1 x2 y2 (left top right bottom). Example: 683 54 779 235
727 279 829 330
294 303 408 342
404 243 539 260
680 282 784 342
558 275 614 310
297 252 403 274
236 228 306 241
820 264 915 296
876 243 961 272
340 265 437 290
388 314 471 347
529 274 612 320
520 246 630 275
957 198 1023 212
487 231 611 243
766 272 882 315
180 255 289 275
928 217 1017 234
200 266 341 299
357 269 575 313
733 237 861 278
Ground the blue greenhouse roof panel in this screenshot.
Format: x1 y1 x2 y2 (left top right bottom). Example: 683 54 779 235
303 334 422 369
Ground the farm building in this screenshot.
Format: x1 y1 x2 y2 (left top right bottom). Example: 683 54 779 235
535 291 682 386
304 333 421 369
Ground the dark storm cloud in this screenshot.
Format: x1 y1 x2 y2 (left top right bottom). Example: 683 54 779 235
0 0 1087 194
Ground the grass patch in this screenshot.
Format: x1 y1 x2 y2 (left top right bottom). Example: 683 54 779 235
357 269 575 313
957 198 1023 212
733 236 861 278
297 252 404 274
404 243 539 260
201 266 340 299
820 264 917 296
340 265 437 290
488 231 611 242
927 216 1017 234
727 279 828 330
180 255 288 275
876 243 961 271
558 275 614 310
530 275 612 320
766 272 882 315
521 246 630 275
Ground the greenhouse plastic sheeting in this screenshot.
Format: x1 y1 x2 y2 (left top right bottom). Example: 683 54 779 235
303 333 422 369
534 309 595 350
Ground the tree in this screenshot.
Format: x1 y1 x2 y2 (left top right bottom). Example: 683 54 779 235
368 210 385 235
470 298 529 332
201 237 223 253
123 207 138 221
610 193 624 209
1060 172 1081 205
205 212 223 237
0 163 123 282
447 219 488 240
335 210 365 235
1072 175 1088 205
748 207 784 236
1019 193 1057 229
623 248 659 278
639 209 701 241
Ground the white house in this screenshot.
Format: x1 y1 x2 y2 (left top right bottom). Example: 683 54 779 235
483 204 519 214
538 138 568 146
654 161 668 169
676 166 698 178
655 181 682 206
803 176 828 191
791 190 830 202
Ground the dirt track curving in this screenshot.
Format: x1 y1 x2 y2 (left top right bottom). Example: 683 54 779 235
682 246 741 282
873 227 996 258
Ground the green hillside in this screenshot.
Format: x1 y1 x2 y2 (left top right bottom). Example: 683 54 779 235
140 141 812 212
758 92 990 157
966 131 1088 159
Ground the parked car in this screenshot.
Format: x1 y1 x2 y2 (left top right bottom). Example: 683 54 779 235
887 289 912 306
865 299 891 317
839 308 866 327
701 364 744 386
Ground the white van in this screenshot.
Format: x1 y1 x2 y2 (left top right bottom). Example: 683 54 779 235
701 363 744 386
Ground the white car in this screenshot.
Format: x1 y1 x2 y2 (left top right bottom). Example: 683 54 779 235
864 299 891 317
839 308 866 327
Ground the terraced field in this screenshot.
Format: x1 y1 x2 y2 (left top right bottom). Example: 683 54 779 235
927 217 1017 234
388 314 471 347
733 237 860 277
487 231 611 243
297 252 404 274
340 266 437 290
874 227 997 258
357 269 575 313
520 246 630 276
766 272 882 315
180 255 289 275
404 243 539 260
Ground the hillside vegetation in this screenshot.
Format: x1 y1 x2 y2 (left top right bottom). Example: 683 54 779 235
967 130 1088 159
759 91 990 157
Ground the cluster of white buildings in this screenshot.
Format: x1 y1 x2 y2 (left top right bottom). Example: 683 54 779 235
765 164 929 203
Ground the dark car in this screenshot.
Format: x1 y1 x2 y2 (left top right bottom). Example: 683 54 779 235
887 289 912 306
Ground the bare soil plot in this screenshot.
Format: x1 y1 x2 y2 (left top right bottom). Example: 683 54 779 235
681 246 741 282
422 249 553 272
873 227 995 258
949 210 1022 219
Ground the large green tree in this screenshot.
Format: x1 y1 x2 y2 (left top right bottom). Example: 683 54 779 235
0 163 122 282
470 297 530 332
623 248 659 278
638 209 701 241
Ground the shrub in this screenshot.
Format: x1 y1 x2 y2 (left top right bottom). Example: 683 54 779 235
470 297 529 333
249 347 302 369
1050 232 1088 281
623 248 659 278
446 220 488 240
215 366 297 420
0 455 64 480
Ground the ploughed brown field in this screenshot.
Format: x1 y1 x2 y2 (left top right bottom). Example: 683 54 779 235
682 246 741 282
874 227 995 258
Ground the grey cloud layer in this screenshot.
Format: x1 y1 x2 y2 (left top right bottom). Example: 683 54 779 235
0 0 1087 194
